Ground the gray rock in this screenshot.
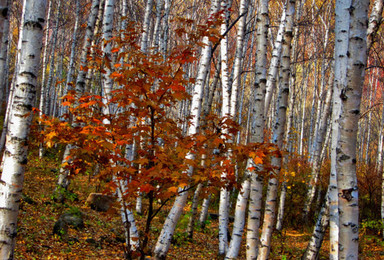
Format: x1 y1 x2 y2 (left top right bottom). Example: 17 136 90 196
86 193 114 212
53 209 84 237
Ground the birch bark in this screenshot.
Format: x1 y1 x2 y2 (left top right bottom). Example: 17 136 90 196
219 0 231 255
0 0 47 257
0 0 9 113
264 5 286 117
302 188 330 260
65 0 80 93
367 0 383 51
246 0 269 258
55 0 100 196
153 1 220 258
332 0 368 257
303 75 333 220
258 0 295 259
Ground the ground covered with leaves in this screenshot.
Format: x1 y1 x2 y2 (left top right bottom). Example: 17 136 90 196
14 149 384 259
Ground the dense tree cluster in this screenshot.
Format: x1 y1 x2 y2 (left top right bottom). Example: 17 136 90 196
0 0 381 259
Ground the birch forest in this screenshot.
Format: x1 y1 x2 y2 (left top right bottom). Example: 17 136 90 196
0 0 383 259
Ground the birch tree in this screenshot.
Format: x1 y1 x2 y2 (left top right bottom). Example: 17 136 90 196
331 0 368 257
258 0 295 258
153 1 220 258
0 0 9 113
54 0 100 198
0 0 47 257
367 0 383 52
302 75 333 221
302 188 330 260
218 0 231 255
224 0 250 258
264 5 287 117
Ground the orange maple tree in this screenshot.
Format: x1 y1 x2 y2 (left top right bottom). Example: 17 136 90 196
40 20 277 258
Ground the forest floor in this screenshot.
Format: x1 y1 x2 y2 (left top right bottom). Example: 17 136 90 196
14 150 384 259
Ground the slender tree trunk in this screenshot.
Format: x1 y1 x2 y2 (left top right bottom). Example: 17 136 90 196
153 1 220 258
39 0 62 158
0 0 9 114
302 188 330 260
364 73 374 165
367 0 383 51
186 183 203 238
264 5 286 117
225 177 251 259
141 0 154 53
54 0 100 198
85 0 105 93
218 0 231 255
101 0 114 113
39 0 52 114
151 0 163 52
135 0 156 215
229 0 249 119
246 0 269 258
275 0 303 231
298 70 309 156
65 0 80 94
0 1 47 258
258 0 295 259
302 74 333 221
160 0 171 56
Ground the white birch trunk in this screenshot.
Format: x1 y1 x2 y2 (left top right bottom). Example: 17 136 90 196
336 0 368 257
85 0 105 93
246 166 264 260
39 0 52 114
43 0 61 117
101 0 114 115
367 0 383 51
378 99 384 235
186 183 203 238
141 0 154 53
55 0 100 193
258 0 294 258
298 72 309 156
229 0 249 119
101 0 139 252
303 76 333 220
302 188 330 260
225 177 251 259
151 0 163 52
199 194 211 228
332 0 368 257
65 0 80 92
75 0 100 94
219 0 231 255
264 5 286 116
153 1 220 258
364 75 374 165
246 0 269 257
275 0 303 231
0 0 47 257
160 0 171 57
135 0 155 215
330 0 350 257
